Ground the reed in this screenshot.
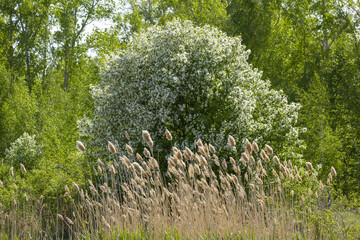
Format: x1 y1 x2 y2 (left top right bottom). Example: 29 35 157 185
0 130 354 239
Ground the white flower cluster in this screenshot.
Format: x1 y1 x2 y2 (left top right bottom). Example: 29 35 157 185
79 20 304 161
5 132 42 170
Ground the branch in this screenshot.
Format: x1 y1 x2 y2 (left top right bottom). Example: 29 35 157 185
280 4 317 39
183 3 200 26
328 20 350 49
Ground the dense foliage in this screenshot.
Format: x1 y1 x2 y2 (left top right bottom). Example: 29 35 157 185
79 20 304 172
0 0 359 238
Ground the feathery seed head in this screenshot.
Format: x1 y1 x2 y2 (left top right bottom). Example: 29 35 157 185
257 160 263 171
229 157 236 166
136 153 143 162
273 156 280 165
247 166 252 175
255 176 263 185
20 163 26 174
289 174 294 181
331 166 337 177
252 141 259 153
260 149 266 160
184 147 193 160
249 156 255 165
265 144 273 155
120 156 131 169
194 164 201 175
296 174 302 183
125 144 134 155
57 214 64 221
97 158 104 167
188 164 195 178
305 162 313 171
328 172 333 182
228 135 236 147
109 164 116 175
213 155 220 166
10 167 14 177
221 159 227 170
272 169 278 178
245 139 252 153
165 129 172 141
176 150 183 162
288 160 293 169
209 144 216 154
196 139 203 147
280 164 286 173
198 146 206 156
65 217 74 225
142 130 153 148
150 157 159 170
108 141 117 154
76 141 86 153
144 148 151 158
241 152 249 163
72 182 80 192
125 131 130 140
132 162 143 175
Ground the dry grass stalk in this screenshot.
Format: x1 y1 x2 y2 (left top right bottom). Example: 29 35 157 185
0 132 341 240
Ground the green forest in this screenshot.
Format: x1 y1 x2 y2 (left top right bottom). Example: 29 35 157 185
0 0 360 239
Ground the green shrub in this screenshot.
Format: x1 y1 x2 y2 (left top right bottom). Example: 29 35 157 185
4 132 42 171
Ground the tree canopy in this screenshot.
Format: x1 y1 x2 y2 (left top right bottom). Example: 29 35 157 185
79 20 304 172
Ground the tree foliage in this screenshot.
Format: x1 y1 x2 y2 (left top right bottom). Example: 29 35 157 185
79 20 304 172
4 132 42 171
224 0 360 195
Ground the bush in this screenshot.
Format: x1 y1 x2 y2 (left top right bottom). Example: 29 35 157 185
79 20 304 169
4 132 42 171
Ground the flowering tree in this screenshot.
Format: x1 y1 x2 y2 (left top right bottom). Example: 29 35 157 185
5 132 42 171
79 20 304 169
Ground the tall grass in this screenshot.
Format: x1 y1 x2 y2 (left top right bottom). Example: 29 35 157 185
1 130 358 239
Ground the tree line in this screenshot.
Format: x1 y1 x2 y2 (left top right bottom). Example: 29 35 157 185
0 0 359 198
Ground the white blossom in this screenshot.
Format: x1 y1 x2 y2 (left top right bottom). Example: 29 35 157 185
79 20 304 162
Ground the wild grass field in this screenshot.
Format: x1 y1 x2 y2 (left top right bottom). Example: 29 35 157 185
1 130 359 239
